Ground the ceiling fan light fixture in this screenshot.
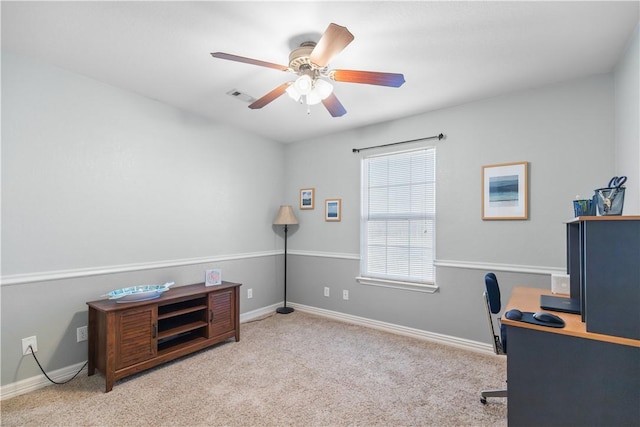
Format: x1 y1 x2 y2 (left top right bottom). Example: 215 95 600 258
306 79 333 106
314 78 333 100
306 91 322 106
286 84 301 102
294 75 313 95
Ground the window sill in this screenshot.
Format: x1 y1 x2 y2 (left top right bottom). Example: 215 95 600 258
355 276 439 294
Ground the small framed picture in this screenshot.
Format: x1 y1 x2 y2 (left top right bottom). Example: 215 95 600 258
482 161 528 220
205 269 222 286
300 188 314 210
325 198 342 221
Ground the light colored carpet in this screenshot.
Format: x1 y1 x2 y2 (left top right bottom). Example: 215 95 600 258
1 311 507 426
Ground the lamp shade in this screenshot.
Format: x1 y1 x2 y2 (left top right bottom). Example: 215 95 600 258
273 205 299 225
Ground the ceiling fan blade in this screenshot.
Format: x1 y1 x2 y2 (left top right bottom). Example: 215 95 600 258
322 92 347 117
211 52 288 71
248 82 292 109
310 23 354 67
330 70 406 87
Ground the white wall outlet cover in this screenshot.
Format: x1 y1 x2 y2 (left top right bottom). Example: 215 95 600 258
551 274 570 295
22 336 37 355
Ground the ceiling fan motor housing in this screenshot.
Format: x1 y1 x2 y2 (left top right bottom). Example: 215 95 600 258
289 42 325 76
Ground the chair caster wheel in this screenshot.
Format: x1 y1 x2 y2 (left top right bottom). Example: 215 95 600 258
480 398 487 404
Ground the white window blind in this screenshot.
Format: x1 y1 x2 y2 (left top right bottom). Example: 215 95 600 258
360 148 435 284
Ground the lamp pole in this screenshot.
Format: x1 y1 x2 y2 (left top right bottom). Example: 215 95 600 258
276 223 293 314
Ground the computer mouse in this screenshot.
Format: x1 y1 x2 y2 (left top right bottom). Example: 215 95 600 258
533 311 565 325
505 309 523 320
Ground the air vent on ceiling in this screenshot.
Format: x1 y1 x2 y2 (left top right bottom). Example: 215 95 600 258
226 89 256 103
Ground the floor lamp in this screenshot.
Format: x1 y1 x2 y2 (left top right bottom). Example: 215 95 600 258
273 205 298 314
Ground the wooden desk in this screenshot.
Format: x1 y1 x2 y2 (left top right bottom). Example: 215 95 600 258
502 287 640 426
503 287 640 348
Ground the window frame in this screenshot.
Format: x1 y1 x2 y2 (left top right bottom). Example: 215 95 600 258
358 147 438 293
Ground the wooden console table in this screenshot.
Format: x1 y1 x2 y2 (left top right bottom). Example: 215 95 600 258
87 281 241 392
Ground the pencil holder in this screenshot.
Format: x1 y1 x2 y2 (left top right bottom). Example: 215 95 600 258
573 199 594 217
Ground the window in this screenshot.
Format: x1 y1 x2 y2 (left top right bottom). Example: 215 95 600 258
360 148 435 286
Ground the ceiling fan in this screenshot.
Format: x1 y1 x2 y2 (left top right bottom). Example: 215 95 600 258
211 23 405 117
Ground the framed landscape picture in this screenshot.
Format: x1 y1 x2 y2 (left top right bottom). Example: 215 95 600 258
482 162 528 220
300 188 314 210
325 198 341 221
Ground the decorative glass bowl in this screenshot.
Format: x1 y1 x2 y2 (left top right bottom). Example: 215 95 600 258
103 282 174 303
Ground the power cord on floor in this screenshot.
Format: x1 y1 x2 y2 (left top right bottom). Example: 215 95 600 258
26 345 88 385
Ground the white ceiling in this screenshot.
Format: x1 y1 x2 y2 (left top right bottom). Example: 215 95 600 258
2 1 638 144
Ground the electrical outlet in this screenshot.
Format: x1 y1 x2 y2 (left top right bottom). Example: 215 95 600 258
247 288 253 299
22 336 37 355
324 287 330 297
77 326 88 342
343 290 349 300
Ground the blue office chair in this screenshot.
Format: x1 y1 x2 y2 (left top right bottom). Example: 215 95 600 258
480 272 507 404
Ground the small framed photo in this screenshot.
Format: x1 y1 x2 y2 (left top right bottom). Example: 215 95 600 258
205 269 222 286
482 161 528 220
300 188 314 210
325 198 342 222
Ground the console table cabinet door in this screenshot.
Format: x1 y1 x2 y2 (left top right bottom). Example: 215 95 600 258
209 288 235 339
115 306 157 370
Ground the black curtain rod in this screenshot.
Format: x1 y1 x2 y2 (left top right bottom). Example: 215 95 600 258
352 133 444 153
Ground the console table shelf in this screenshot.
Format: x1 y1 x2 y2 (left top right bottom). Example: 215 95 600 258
157 320 208 339
87 281 241 392
158 304 207 319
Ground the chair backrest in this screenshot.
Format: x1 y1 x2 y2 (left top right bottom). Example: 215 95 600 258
483 273 506 355
485 273 501 313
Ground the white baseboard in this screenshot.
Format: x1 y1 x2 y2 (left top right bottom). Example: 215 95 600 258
1 302 492 401
288 302 494 355
240 303 281 323
1 361 87 401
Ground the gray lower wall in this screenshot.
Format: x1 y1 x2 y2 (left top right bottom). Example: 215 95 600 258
1 255 281 386
288 255 552 344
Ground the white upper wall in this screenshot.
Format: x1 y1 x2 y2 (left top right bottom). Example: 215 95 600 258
614 23 639 215
285 74 615 270
1 52 286 276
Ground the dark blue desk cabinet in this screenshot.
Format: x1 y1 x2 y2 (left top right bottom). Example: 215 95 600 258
567 216 640 340
504 287 640 426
